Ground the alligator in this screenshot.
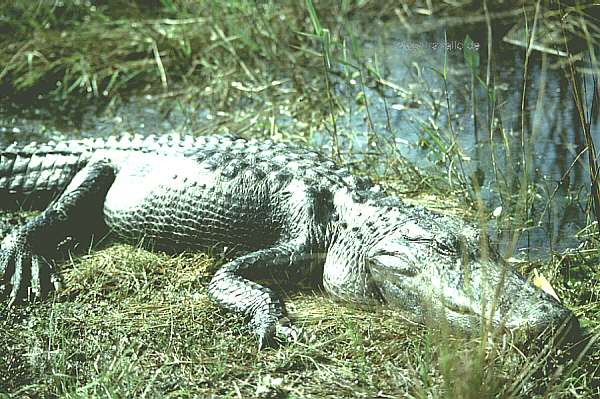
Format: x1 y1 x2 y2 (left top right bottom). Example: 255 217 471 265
0 134 577 347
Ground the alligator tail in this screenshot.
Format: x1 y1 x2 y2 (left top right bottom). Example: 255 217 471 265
0 140 93 210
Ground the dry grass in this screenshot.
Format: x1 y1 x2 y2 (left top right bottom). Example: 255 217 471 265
1 242 597 398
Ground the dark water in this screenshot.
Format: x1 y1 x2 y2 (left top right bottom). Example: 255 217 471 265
0 23 597 260
315 24 599 259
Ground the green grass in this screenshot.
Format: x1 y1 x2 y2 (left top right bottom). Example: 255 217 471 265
1 244 598 397
1 0 600 397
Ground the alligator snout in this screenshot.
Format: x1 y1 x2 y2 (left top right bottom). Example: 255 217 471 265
501 287 579 340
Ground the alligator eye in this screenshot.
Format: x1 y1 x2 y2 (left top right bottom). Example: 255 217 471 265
435 239 457 255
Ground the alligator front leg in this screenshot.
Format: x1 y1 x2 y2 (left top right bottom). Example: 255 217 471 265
0 159 115 304
208 240 316 349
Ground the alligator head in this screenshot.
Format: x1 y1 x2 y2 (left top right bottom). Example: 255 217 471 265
325 193 578 339
367 211 577 338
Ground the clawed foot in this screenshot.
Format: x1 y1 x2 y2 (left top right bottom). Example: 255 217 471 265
0 231 61 305
255 317 315 350
275 317 315 345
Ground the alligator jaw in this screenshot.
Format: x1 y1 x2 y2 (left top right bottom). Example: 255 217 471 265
367 236 577 340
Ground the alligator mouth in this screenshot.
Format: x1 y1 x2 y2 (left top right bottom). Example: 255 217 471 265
441 299 578 340
444 301 478 316
436 302 489 333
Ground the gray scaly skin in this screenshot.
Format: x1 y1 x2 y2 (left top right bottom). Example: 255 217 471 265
0 135 577 347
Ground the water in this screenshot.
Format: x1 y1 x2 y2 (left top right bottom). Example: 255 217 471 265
317 22 598 258
0 22 596 260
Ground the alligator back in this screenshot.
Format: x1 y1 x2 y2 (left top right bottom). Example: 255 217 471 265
0 134 371 211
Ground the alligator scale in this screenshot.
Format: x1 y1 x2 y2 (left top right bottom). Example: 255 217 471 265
0 135 576 347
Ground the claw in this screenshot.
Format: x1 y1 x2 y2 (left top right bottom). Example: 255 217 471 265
254 317 314 350
1 231 59 305
30 255 41 300
255 321 277 350
0 253 6 276
275 318 315 345
8 255 25 306
51 271 63 292
257 333 270 351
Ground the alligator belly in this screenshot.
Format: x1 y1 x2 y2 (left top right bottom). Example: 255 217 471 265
103 155 280 253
